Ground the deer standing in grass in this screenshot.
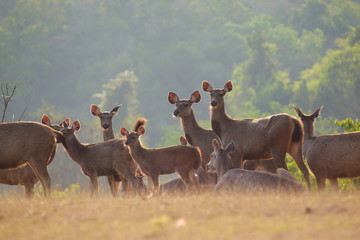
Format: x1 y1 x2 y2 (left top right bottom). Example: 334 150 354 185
0 120 65 197
207 139 305 193
0 115 66 198
59 119 146 196
294 106 360 191
120 118 202 194
168 91 220 169
202 80 310 188
160 136 217 194
91 104 129 197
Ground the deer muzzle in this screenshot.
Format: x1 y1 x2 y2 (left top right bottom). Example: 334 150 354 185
211 100 218 107
173 110 180 116
102 123 110 129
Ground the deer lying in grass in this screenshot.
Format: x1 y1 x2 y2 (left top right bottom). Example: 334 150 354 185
0 115 66 198
0 120 65 197
59 119 146 196
294 106 360 191
120 119 202 194
202 80 310 188
91 104 129 197
160 136 217 194
207 139 305 193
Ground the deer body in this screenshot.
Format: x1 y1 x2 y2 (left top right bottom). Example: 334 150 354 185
295 106 360 190
0 121 62 196
207 139 304 193
91 104 128 197
202 81 310 188
60 120 145 196
121 118 201 194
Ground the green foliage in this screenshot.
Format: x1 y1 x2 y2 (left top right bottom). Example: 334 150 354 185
334 117 360 132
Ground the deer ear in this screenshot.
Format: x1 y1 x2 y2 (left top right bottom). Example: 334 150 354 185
226 141 235 153
72 120 81 132
293 106 304 118
90 104 101 117
120 127 128 137
180 136 187 146
111 105 121 116
137 125 145 136
224 81 233 92
202 81 213 92
312 106 323 119
41 114 51 126
190 91 201 103
64 118 70 126
212 139 220 151
168 92 179 104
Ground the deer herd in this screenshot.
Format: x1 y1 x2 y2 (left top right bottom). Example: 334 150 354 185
1 80 360 198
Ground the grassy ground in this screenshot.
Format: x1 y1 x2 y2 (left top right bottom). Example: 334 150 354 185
0 190 360 240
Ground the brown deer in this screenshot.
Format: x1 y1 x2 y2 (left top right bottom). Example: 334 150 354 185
90 104 129 197
202 80 310 188
294 106 360 191
0 115 66 198
160 136 217 194
0 121 64 196
59 119 146 196
207 139 305 193
168 91 221 169
120 118 202 194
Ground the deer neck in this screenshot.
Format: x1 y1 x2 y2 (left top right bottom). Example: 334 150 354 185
302 121 315 141
127 141 146 165
210 103 231 139
63 134 87 165
102 127 115 141
180 109 203 145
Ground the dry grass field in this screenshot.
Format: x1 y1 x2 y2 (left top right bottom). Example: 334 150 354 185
1 190 360 240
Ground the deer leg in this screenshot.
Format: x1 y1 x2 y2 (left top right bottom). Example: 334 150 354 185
28 160 51 197
328 178 339 191
89 175 99 197
270 149 288 170
288 144 311 189
107 175 118 197
24 184 35 199
188 168 200 193
315 174 326 191
150 175 160 196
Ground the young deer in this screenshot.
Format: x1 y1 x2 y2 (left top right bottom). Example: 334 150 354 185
207 139 305 193
91 104 128 197
0 120 64 197
168 91 221 169
202 80 310 188
120 118 202 194
160 136 217 194
294 106 360 191
59 119 146 196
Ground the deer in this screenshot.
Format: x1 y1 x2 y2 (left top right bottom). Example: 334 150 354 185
202 80 310 188
120 118 202 195
207 139 305 193
294 106 360 191
0 120 65 197
90 104 129 197
0 115 66 198
160 136 217 194
168 91 221 169
59 119 147 196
